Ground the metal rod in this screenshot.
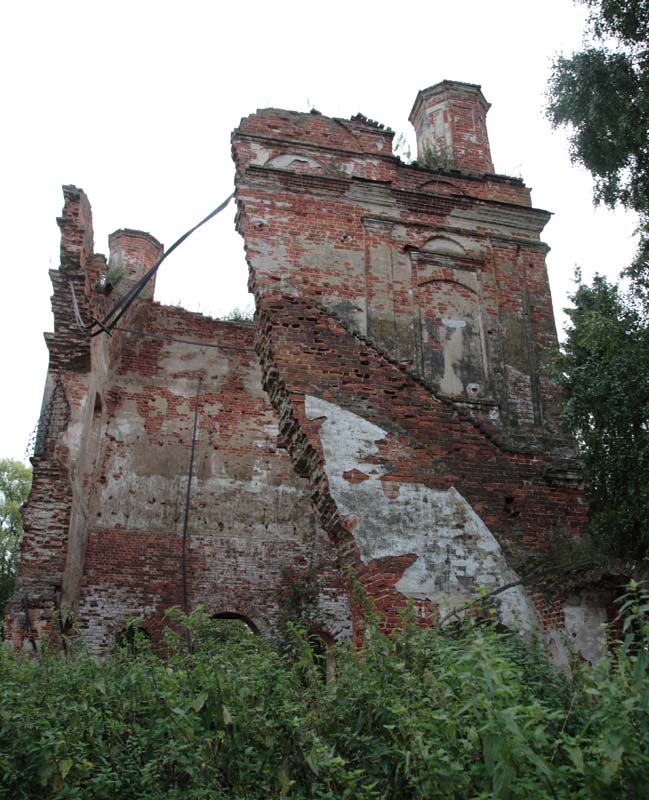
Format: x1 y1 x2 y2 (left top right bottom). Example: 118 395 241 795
66 192 234 338
181 378 202 613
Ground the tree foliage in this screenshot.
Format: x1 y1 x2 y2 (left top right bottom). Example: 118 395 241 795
547 1 649 221
547 0 649 294
0 458 31 625
558 275 649 559
1 594 648 799
548 1 649 559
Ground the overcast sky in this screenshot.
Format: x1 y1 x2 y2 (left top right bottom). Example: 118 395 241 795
0 0 638 463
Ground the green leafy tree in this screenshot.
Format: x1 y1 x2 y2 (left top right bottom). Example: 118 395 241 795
547 1 649 222
548 1 649 558
547 0 649 296
558 275 649 559
0 459 32 626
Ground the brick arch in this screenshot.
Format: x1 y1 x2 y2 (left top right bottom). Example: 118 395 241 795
115 622 151 651
417 177 468 197
417 274 477 293
212 611 260 635
307 629 336 679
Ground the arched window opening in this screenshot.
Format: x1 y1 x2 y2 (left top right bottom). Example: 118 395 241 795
194 612 260 649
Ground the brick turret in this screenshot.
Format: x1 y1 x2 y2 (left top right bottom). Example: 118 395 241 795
409 80 494 174
107 229 163 300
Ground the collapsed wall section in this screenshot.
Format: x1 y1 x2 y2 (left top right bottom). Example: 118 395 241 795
253 296 587 640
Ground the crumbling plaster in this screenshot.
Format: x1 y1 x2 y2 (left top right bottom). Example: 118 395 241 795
305 394 536 633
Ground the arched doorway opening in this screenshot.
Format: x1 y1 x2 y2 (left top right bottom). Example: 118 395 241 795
192 611 260 649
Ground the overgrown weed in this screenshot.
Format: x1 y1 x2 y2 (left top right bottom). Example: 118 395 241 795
1 586 648 798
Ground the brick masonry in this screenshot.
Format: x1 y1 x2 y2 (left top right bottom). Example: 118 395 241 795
6 81 612 663
5 189 350 651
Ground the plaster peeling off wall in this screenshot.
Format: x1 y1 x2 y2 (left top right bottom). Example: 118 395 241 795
304 395 537 634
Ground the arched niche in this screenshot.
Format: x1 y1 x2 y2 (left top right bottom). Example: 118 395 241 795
421 235 467 256
93 392 103 416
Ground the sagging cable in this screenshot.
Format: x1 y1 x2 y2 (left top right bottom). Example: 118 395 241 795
68 278 111 335
68 191 235 337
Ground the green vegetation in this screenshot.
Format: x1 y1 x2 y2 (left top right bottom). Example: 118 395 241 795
557 275 649 560
548 0 649 561
1 588 648 799
418 142 456 171
219 305 255 324
104 266 125 290
547 1 649 233
0 458 31 628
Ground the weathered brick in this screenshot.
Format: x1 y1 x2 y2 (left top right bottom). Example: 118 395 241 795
6 81 613 665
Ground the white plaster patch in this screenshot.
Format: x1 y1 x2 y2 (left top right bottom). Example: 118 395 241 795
305 395 536 632
158 347 228 378
545 599 609 670
563 602 607 664
65 419 84 455
440 325 465 397
422 235 466 256
250 144 271 165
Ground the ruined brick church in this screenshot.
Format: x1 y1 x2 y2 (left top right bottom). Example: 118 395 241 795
6 81 608 661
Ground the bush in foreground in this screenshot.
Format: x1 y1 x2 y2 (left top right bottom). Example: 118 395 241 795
0 587 648 799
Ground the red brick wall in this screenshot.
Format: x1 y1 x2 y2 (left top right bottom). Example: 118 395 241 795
253 295 586 638
75 307 349 649
7 187 350 651
232 88 594 651
233 104 563 449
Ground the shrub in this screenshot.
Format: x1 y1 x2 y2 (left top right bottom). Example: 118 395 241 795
1 589 648 799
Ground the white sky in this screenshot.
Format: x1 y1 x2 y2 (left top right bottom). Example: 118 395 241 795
0 0 638 463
